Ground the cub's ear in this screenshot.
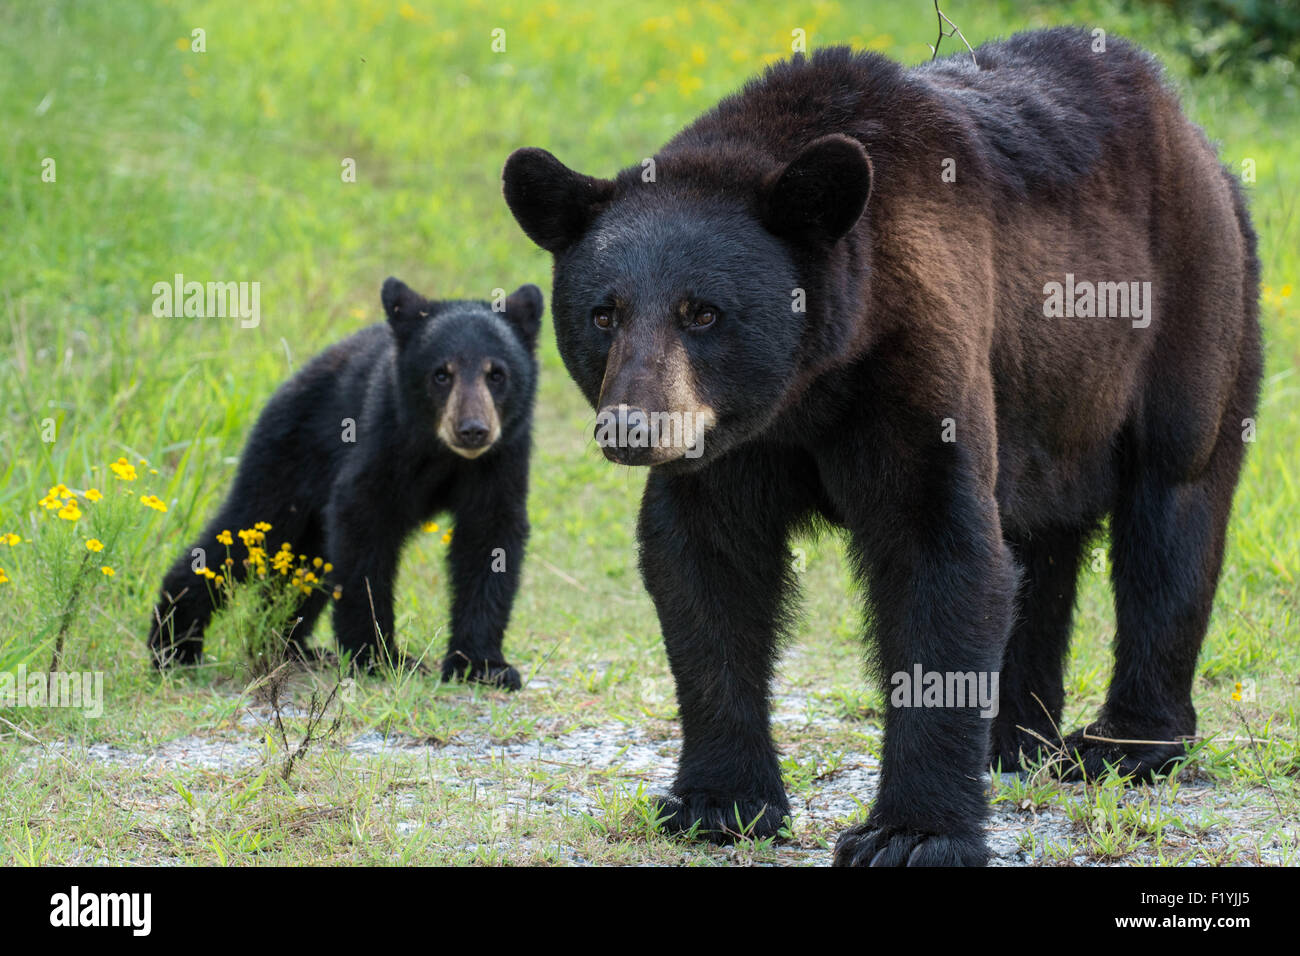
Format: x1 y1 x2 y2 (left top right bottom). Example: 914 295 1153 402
381 277 430 345
501 283 544 351
502 147 615 253
760 134 872 242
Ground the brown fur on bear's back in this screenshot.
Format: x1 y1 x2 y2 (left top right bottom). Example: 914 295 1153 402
635 29 1258 533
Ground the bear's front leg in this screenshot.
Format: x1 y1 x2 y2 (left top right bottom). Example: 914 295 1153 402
442 455 530 691
325 481 406 671
638 449 818 843
828 444 1017 867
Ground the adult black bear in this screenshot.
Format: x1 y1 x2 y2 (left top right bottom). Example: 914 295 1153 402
503 28 1261 865
148 278 543 689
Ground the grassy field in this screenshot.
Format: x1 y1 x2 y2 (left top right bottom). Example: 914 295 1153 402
0 0 1296 865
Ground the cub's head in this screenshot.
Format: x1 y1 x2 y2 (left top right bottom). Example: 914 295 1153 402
501 135 871 470
381 277 542 459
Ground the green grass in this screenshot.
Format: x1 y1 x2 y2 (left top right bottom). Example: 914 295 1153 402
0 0 1296 865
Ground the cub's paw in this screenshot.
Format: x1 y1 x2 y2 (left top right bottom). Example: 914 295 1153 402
650 792 790 845
833 822 989 867
441 655 521 692
1057 724 1189 781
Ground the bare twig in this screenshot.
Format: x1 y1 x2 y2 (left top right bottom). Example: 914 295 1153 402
927 1 978 67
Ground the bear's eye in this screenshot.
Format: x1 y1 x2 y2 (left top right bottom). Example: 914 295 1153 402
487 367 505 385
592 308 615 331
691 306 719 329
432 368 452 385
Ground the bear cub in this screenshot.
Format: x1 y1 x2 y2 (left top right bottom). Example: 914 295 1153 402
148 278 542 688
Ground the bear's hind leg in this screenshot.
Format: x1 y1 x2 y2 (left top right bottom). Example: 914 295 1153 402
990 525 1090 773
1061 422 1249 780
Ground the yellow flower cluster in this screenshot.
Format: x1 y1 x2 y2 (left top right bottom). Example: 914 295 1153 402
1262 283 1293 308
0 568 9 584
39 483 74 512
271 541 296 575
192 520 338 599
240 522 272 545
196 565 226 586
422 521 454 544
265 538 334 597
109 457 138 481
12 459 166 588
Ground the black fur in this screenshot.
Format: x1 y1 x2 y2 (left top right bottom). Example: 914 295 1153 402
148 279 543 688
504 28 1261 865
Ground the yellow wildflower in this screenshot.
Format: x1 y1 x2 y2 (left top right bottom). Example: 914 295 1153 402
109 457 138 481
441 531 452 544
312 557 323 568
85 539 104 552
140 494 168 512
323 563 333 574
85 488 103 502
331 587 342 600
216 530 234 546
100 566 115 577
57 501 82 521
0 533 20 546
254 521 272 532
422 521 439 533
0 568 9 584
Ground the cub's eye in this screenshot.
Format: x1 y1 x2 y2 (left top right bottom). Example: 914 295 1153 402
592 308 615 331
487 368 505 385
691 306 719 329
432 368 452 385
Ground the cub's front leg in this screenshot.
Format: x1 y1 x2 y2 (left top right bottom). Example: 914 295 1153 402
441 453 530 690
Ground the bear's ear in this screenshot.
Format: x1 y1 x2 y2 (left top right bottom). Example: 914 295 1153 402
381 277 431 345
760 134 873 242
502 147 615 253
501 283 544 351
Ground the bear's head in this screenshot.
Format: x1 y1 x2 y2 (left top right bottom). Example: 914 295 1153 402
381 277 542 459
501 135 871 470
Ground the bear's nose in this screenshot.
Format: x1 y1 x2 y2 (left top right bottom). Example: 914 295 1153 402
456 421 490 447
595 404 655 465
